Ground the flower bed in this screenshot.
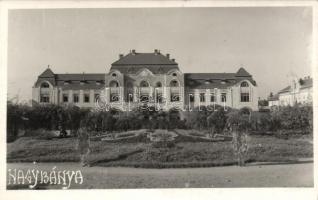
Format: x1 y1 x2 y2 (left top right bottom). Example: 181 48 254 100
100 130 148 143
147 130 178 142
147 130 178 148
174 129 232 142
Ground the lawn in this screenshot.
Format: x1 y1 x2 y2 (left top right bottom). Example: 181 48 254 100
7 130 313 168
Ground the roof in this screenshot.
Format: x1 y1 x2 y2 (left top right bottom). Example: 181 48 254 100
55 74 105 90
300 77 312 89
39 68 55 78
277 77 313 94
112 52 178 66
184 68 256 89
111 65 179 74
111 51 179 74
268 93 279 101
236 67 252 77
278 86 291 94
55 73 105 81
36 68 106 89
58 81 105 90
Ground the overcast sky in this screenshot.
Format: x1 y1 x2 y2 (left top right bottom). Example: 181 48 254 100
8 7 312 101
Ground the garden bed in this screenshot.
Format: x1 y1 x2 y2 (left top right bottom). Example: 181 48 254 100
174 129 232 142
7 132 313 168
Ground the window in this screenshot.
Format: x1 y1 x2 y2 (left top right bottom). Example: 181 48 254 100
240 81 250 102
41 82 50 88
110 94 119 102
73 94 79 103
40 94 49 103
156 95 163 103
221 93 227 102
112 73 117 77
220 80 227 85
140 81 149 87
241 93 250 102
127 94 133 102
170 80 179 87
63 94 68 103
109 80 119 87
172 73 177 77
189 93 194 102
94 93 99 102
171 94 180 102
156 82 162 87
200 93 205 102
240 82 249 87
210 93 215 102
84 94 90 103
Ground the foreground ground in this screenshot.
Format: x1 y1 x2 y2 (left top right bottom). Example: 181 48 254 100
7 131 313 168
7 162 313 189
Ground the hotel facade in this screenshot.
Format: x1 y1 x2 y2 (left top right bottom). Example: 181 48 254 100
32 50 258 111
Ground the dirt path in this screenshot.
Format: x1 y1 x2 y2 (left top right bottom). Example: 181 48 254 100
6 162 313 189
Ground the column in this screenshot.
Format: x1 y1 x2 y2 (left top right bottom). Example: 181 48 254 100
90 90 94 106
105 88 110 104
69 90 73 104
79 90 84 104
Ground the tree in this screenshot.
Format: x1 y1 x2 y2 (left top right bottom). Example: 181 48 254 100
207 108 227 137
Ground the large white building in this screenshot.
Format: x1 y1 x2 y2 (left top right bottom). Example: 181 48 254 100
268 76 313 107
32 50 259 111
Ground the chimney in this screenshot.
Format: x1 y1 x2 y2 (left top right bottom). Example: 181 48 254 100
166 54 170 58
154 49 159 54
131 49 136 55
119 54 124 59
171 58 175 62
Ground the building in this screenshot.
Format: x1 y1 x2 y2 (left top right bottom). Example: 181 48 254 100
268 76 313 107
32 50 258 111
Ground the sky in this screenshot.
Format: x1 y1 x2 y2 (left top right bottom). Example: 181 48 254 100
7 7 313 102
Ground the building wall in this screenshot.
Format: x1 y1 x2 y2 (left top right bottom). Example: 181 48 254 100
278 87 312 106
33 68 258 111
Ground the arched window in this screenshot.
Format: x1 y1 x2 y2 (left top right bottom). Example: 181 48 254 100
240 81 250 102
240 81 249 87
170 80 179 87
140 80 149 87
40 82 50 103
155 82 162 87
41 82 50 88
109 80 119 87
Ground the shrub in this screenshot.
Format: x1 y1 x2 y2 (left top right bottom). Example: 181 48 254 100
270 105 312 132
207 108 227 135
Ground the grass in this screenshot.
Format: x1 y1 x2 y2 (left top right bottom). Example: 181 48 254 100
7 130 313 168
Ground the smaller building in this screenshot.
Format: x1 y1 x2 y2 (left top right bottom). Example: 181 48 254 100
268 76 313 107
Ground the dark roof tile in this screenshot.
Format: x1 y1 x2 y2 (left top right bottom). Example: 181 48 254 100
55 73 105 81
39 68 55 78
112 52 177 66
184 73 256 89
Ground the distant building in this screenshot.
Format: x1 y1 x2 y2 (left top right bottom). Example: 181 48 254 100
32 49 259 111
268 76 313 107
